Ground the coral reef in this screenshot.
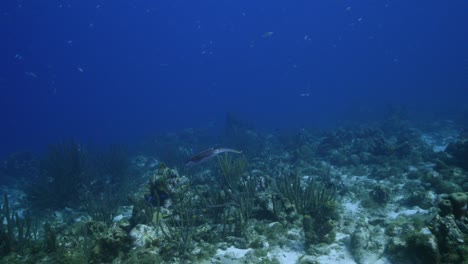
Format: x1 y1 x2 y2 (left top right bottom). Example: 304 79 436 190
0 152 39 186
276 172 338 249
3 119 468 263
445 139 468 170
25 140 89 210
0 194 35 255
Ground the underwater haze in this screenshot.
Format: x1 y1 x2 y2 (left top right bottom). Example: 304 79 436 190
1 0 467 157
3 1 468 264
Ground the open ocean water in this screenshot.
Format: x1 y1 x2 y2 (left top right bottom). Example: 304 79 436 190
1 1 467 263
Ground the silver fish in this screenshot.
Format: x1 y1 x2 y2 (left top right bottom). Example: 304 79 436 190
184 147 242 166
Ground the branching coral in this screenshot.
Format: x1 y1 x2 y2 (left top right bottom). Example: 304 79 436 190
158 194 199 260
218 154 257 237
0 194 33 257
26 140 89 209
277 172 338 247
277 172 336 216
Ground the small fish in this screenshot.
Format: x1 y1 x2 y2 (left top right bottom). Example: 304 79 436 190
262 31 274 38
25 72 38 78
185 147 242 166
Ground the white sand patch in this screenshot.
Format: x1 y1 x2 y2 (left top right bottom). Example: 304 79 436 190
421 135 448 152
421 133 457 152
387 207 429 220
336 232 349 241
314 244 356 264
432 145 447 152
343 200 360 215
113 215 124 222
267 246 302 264
215 246 251 259
313 243 392 264
233 241 376 264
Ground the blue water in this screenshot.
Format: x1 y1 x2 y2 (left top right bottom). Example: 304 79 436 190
1 0 467 157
